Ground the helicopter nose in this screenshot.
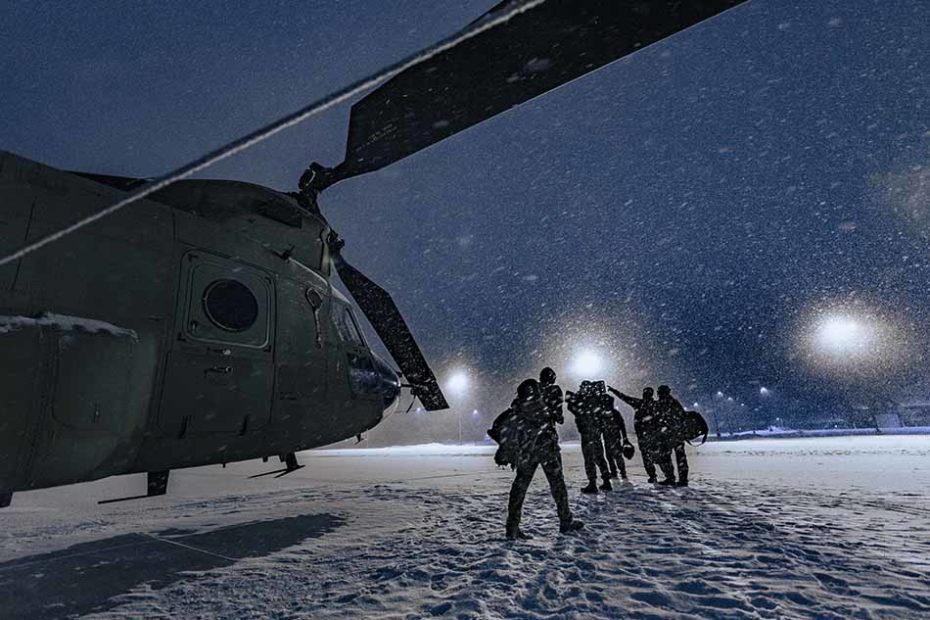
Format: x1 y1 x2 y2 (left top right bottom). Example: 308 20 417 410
372 354 401 410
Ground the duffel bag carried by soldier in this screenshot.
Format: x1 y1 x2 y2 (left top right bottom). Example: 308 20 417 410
681 410 709 445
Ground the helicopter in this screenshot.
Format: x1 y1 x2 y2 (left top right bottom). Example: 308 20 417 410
0 0 746 507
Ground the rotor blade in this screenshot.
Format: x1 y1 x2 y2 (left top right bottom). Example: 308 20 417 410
331 246 448 411
324 0 747 186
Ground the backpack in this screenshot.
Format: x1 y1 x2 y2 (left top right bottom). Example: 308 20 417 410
487 408 521 468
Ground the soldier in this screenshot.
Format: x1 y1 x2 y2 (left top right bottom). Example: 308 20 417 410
598 387 631 480
502 379 584 539
653 384 689 486
567 381 612 493
610 386 658 482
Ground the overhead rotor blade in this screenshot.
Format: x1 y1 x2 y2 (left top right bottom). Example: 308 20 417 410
321 0 747 187
329 238 448 411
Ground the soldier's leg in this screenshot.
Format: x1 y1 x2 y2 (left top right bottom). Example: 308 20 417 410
639 436 657 481
603 436 614 474
595 436 610 481
580 436 598 483
594 435 612 490
540 453 572 525
580 436 600 493
675 443 689 483
605 451 616 476
613 439 627 478
604 437 619 477
655 446 675 483
506 460 538 533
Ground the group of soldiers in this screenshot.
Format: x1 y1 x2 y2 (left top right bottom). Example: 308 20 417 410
489 367 693 540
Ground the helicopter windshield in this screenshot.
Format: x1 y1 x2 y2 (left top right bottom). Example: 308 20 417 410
333 305 365 346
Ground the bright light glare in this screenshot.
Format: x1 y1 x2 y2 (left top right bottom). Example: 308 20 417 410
445 370 470 396
812 315 876 358
759 387 771 396
798 303 909 377
570 348 605 378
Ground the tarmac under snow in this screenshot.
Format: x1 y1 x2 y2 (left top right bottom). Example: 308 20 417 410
2 435 929 619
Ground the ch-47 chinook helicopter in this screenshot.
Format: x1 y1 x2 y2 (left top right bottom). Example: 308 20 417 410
0 0 746 507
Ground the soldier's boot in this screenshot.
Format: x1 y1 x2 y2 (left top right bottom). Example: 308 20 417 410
600 478 613 491
559 519 585 534
657 458 676 486
580 480 598 494
609 469 619 479
647 476 657 483
676 475 689 487
506 527 533 540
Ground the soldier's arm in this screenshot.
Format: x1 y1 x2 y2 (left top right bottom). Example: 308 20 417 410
614 392 641 409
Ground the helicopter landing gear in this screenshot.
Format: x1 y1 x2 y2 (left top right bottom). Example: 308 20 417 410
0 491 12 508
147 470 170 496
248 452 304 479
99 470 171 505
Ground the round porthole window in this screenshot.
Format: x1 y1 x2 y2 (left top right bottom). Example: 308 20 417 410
202 279 259 332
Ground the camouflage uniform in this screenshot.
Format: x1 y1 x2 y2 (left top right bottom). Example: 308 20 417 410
654 393 689 484
614 390 658 481
505 397 572 536
567 389 611 489
599 395 629 479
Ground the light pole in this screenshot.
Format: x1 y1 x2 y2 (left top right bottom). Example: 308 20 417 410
445 369 471 444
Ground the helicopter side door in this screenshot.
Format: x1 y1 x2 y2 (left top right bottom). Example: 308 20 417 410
158 251 275 438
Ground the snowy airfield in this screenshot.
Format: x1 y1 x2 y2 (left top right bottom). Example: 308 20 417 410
2 436 930 619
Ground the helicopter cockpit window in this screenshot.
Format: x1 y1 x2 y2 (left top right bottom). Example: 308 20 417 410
202 279 259 332
333 306 364 345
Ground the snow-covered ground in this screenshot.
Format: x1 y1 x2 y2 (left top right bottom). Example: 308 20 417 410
715 426 930 440
2 436 930 619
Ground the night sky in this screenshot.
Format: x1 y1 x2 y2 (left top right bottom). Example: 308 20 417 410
3 1 930 442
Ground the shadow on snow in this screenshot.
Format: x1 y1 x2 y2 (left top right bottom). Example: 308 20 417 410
0 512 343 619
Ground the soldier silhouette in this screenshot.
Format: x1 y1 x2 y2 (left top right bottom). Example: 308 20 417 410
653 385 689 486
567 381 612 493
491 379 584 539
611 386 659 482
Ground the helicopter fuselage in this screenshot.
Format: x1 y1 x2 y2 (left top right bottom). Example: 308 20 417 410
0 151 399 497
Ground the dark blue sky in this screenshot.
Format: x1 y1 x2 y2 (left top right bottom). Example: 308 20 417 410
3 1 930 433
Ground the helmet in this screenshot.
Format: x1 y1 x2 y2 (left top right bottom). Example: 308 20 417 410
539 367 556 385
642 387 654 399
657 385 671 397
622 441 636 460
517 378 540 401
